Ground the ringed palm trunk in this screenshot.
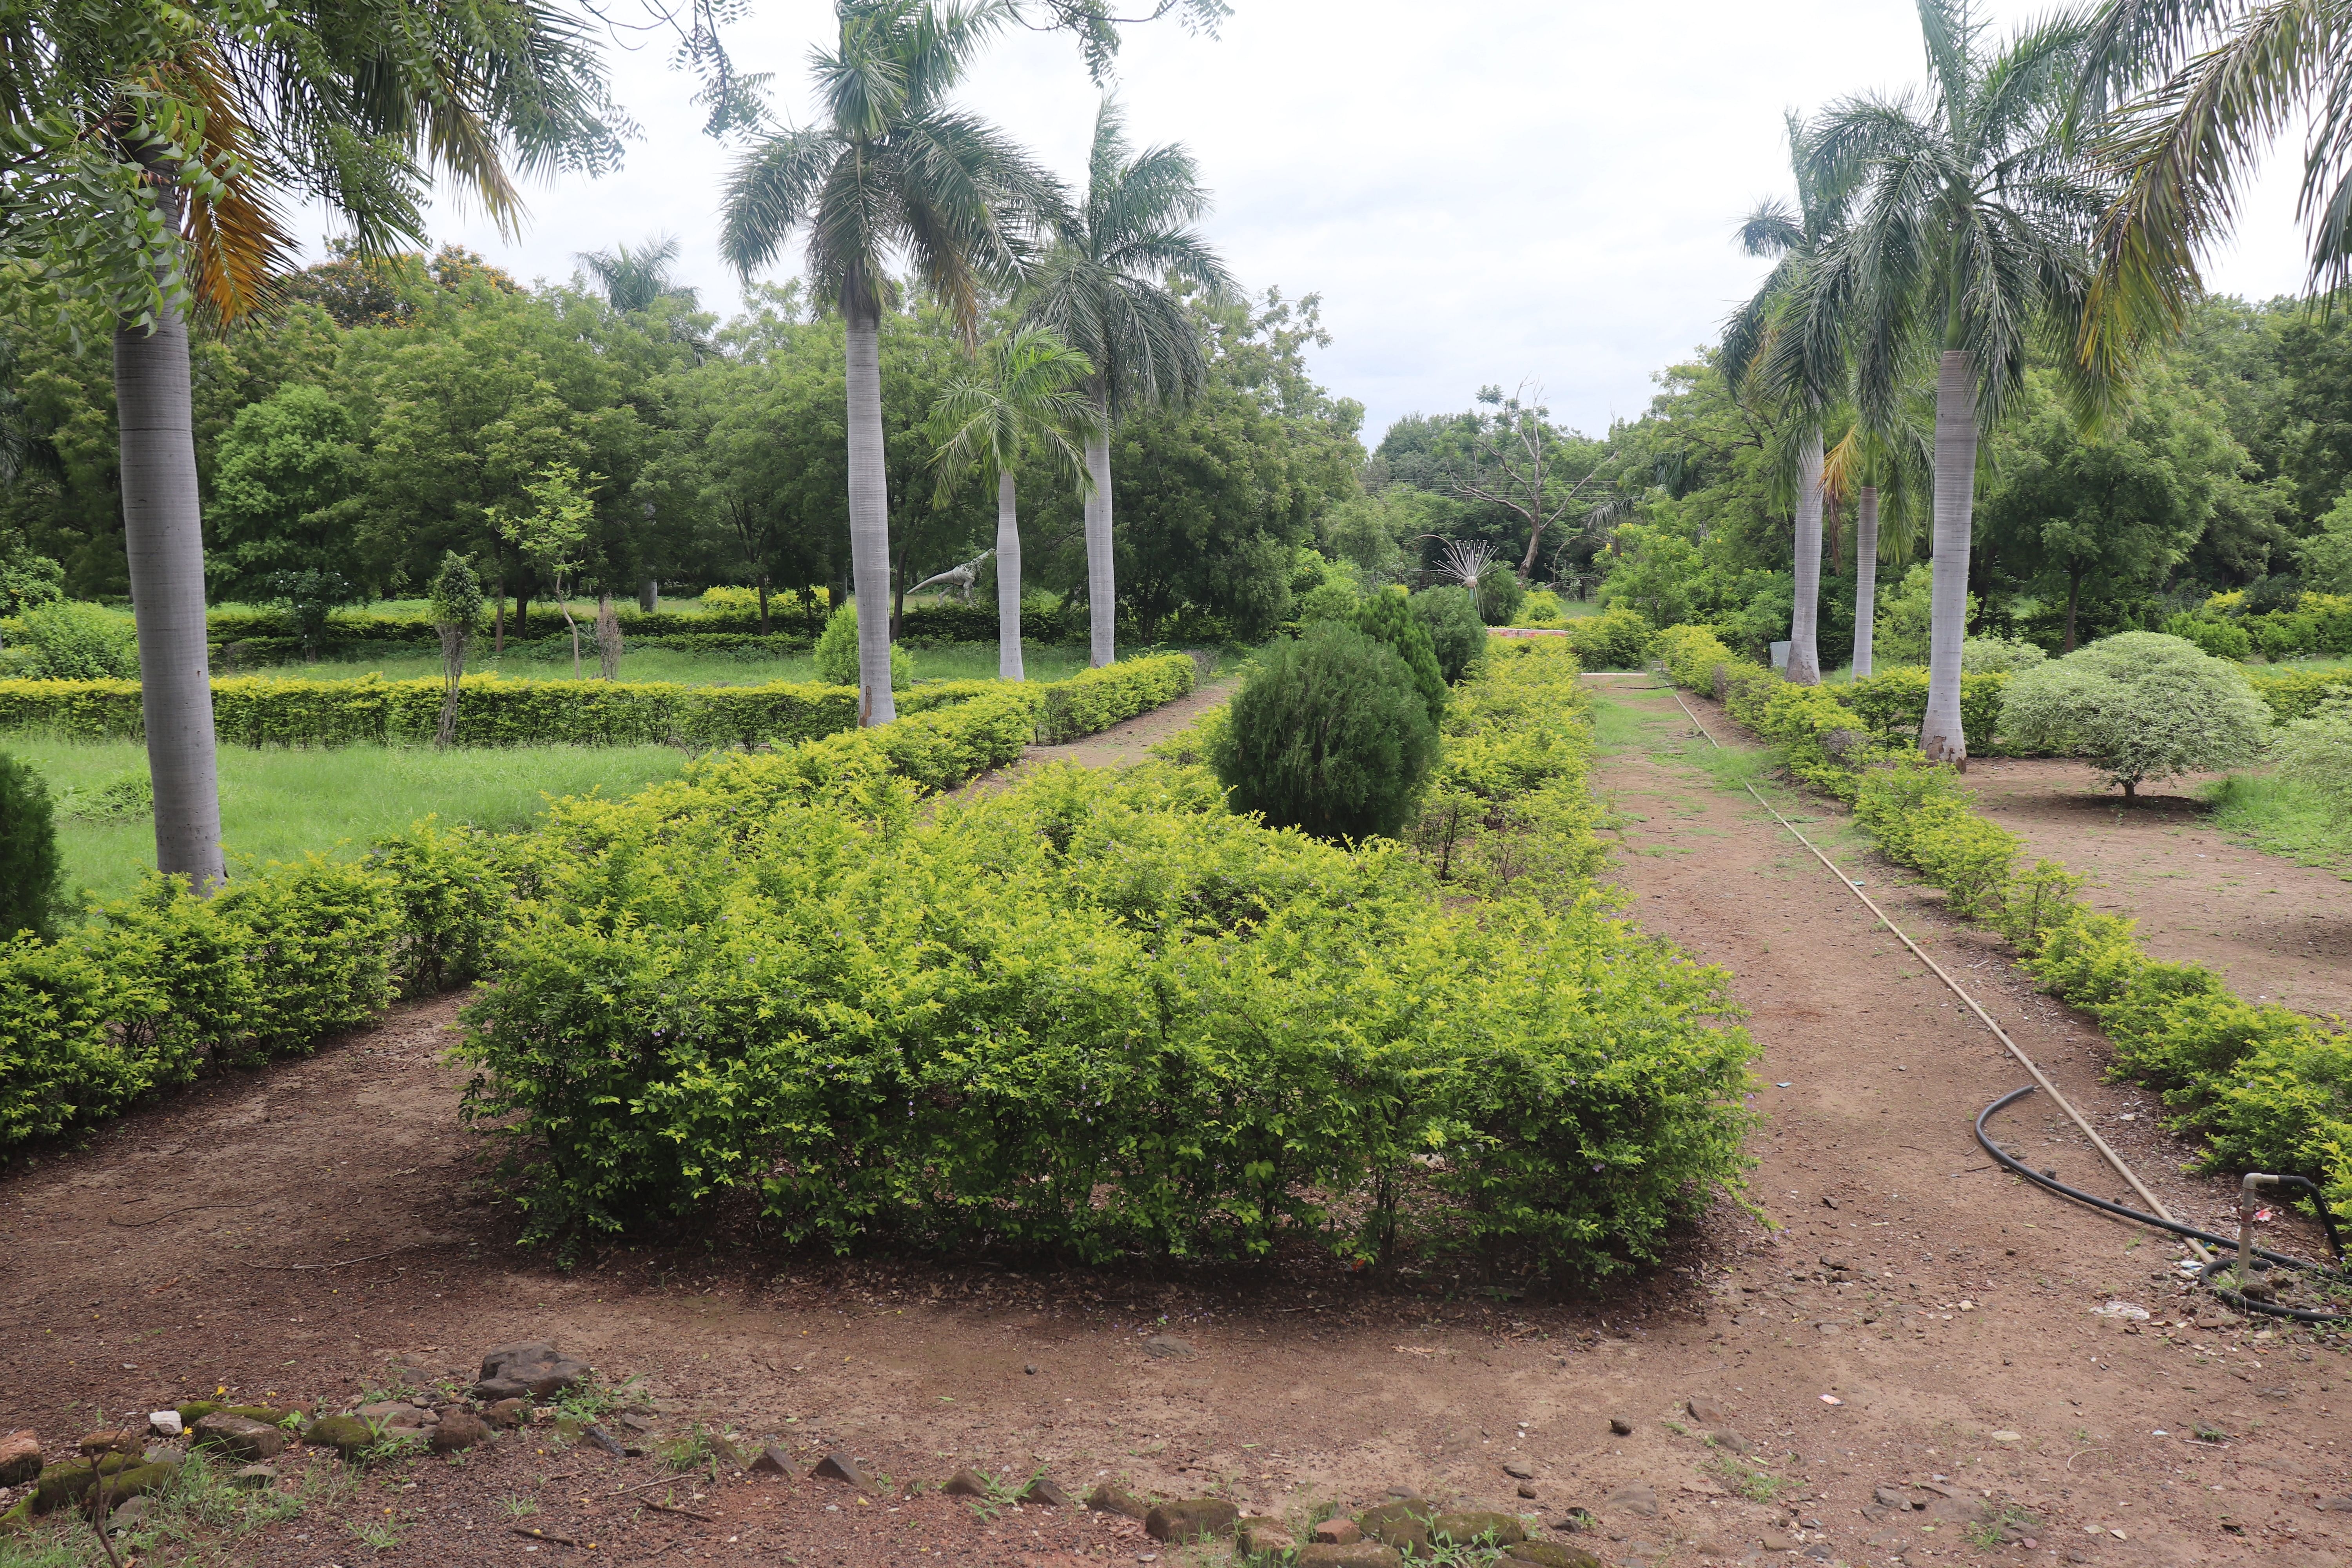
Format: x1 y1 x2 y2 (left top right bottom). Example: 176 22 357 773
996 468 1025 682
1850 485 1881 678
115 294 226 892
844 302 897 725
1786 425 1825 685
1083 385 1114 668
1920 349 1979 764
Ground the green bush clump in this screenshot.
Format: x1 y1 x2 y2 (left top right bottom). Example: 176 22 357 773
1212 623 1439 842
1656 623 1734 693
1350 587 1446 724
2161 613 2252 662
1411 586 1487 684
1842 667 2011 756
2272 697 2352 833
2 600 138 679
1514 588 1565 624
1474 563 1526 626
2001 632 2272 797
2245 666 2352 723
0 751 63 939
813 603 911 690
1960 635 2047 674
460 739 1754 1276
1559 607 1655 670
1033 655 1198 744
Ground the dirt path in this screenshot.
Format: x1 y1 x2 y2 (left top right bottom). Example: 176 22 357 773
1023 673 1234 768
1958 758 2352 1021
2 677 2347 1568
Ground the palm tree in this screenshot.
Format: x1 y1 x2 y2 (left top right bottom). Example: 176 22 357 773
721 0 1058 726
926 327 1098 680
0 0 622 889
1722 113 1849 686
1022 96 1235 667
1798 0 2120 762
2075 0 2352 370
577 234 699 312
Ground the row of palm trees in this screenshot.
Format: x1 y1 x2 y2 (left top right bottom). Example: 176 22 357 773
717 6 1232 725
1722 0 2352 765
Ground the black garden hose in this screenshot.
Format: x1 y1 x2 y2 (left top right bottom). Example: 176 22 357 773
1976 1086 2352 1324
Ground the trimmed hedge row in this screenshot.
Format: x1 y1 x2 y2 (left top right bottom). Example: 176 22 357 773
0 655 1194 750
458 640 1756 1274
0 670 1172 1154
203 600 1062 649
1657 629 2352 1223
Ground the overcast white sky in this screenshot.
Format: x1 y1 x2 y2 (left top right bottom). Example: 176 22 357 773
391 0 2319 446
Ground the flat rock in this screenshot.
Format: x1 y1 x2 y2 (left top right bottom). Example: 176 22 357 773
1359 1497 1435 1550
475 1341 591 1401
1608 1417 1633 1436
810 1451 873 1490
1020 1476 1074 1508
1507 1545 1604 1568
230 1464 278 1492
107 1495 151 1533
1604 1483 1658 1518
1236 1516 1296 1555
1313 1517 1364 1544
749 1444 793 1477
483 1399 528 1430
1143 1497 1239 1541
1711 1430 1751 1454
355 1403 427 1430
943 1468 994 1498
304 1415 374 1459
1503 1461 1535 1480
0 1432 40 1488
191 1414 284 1463
1686 1394 1726 1424
79 1431 140 1457
1298 1547 1404 1568
1431 1510 1528 1547
1517 1483 1539 1499
1142 1334 1197 1361
429 1410 490 1453
1085 1483 1150 1520
146 1412 183 1439
1873 1486 1907 1508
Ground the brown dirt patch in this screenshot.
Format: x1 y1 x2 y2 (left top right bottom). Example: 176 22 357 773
1 676 2346 1568
1959 757 2352 1021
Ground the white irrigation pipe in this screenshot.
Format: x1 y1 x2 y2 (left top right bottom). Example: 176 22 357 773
1632 676 2210 1264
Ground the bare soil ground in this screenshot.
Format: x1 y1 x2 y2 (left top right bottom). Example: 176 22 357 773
2 679 2347 1568
1957 759 2352 1022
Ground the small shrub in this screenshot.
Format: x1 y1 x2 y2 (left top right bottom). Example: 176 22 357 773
0 751 63 939
812 604 910 690
1515 588 1565 624
1212 623 1439 842
1960 635 2047 675
2161 613 2252 662
1411 586 1487 684
2000 632 2272 797
1295 578 1360 625
5 600 138 679
2272 697 2352 831
1350 587 1446 724
1474 562 1526 625
1561 606 1655 670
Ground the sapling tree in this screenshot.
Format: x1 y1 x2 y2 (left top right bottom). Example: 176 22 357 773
2000 632 2271 798
426 552 484 748
492 464 599 679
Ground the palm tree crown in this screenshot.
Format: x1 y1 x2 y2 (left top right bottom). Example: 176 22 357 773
578 234 699 312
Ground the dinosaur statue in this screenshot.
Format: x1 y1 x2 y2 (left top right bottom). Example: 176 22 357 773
906 550 994 605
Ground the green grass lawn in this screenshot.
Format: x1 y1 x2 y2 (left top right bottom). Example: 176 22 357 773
235 639 1092 688
2203 770 2352 877
10 739 694 907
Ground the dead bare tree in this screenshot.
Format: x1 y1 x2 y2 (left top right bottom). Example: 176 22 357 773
1450 380 1616 577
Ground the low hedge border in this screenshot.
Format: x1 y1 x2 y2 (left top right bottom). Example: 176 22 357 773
200 600 1062 646
0 654 1194 751
0 659 1198 1154
1656 627 2352 1224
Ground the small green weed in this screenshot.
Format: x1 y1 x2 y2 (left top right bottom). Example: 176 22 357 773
497 1494 541 1518
1712 1455 1792 1502
659 1425 715 1473
1964 1503 2040 1548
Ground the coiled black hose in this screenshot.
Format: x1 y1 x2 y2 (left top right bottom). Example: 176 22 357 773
1976 1085 2352 1324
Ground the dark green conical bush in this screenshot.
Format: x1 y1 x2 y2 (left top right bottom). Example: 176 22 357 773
0 751 64 939
1210 623 1439 842
1352 586 1446 724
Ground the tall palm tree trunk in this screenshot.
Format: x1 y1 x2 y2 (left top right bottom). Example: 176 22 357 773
996 468 1025 682
1786 426 1825 684
115 298 226 892
1083 384 1114 668
845 303 898 726
1850 485 1880 678
1921 350 1978 764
